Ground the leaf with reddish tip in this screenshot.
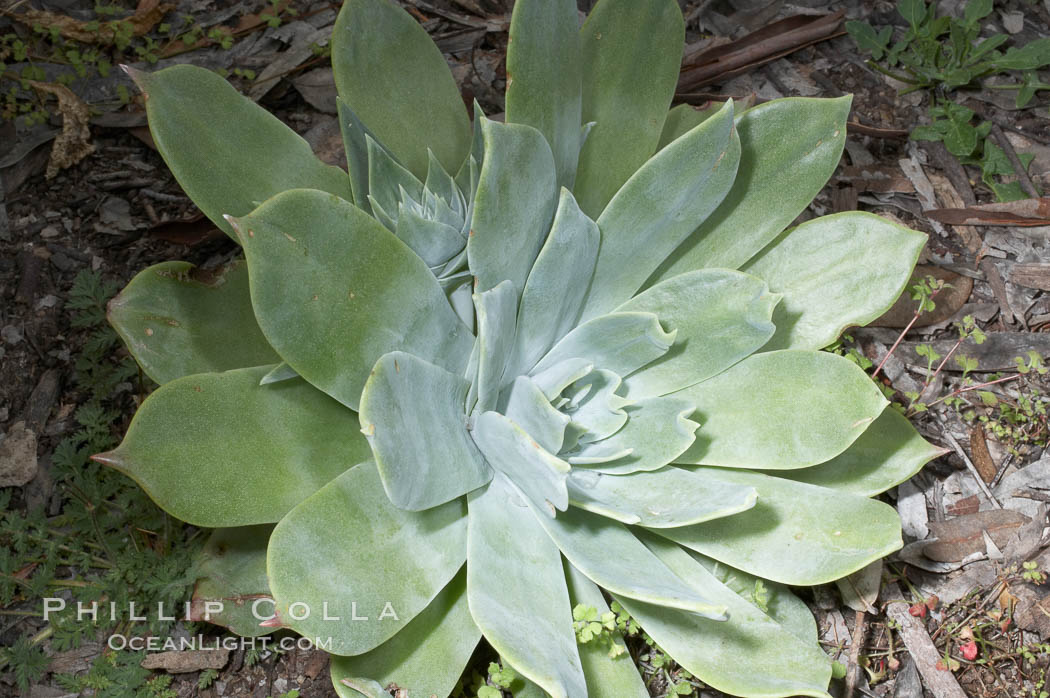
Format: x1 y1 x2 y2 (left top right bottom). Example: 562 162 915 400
130 64 349 240
96 365 370 527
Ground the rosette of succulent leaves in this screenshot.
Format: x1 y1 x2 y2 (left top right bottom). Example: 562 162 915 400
96 0 941 696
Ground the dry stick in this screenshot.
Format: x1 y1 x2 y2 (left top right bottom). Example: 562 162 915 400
843 610 868 698
941 430 1003 509
884 581 968 698
925 373 1021 410
912 333 968 406
990 123 1041 199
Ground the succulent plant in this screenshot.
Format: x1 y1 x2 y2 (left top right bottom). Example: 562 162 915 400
96 0 943 695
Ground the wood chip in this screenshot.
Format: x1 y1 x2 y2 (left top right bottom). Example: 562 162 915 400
926 197 1050 226
140 649 230 674
968 426 998 484
925 510 1029 562
1010 263 1050 292
884 582 968 698
26 82 95 178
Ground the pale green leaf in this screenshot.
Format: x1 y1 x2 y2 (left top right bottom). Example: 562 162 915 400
580 99 739 319
657 102 725 150
618 269 779 399
466 474 586 698
331 570 480 698
621 534 833 698
674 351 888 469
366 135 423 230
534 506 728 617
472 411 570 515
468 119 558 294
260 362 298 385
774 408 944 496
108 260 280 385
509 188 599 379
743 212 927 351
337 97 375 212
190 525 273 638
656 468 902 585
532 312 675 379
130 65 350 240
331 0 471 178
567 466 757 528
234 189 472 411
563 369 629 445
505 0 582 187
359 352 491 511
531 358 594 401
574 0 684 217
474 280 518 413
394 208 464 267
568 397 698 474
652 96 851 278
267 462 467 655
501 376 571 454
95 366 369 527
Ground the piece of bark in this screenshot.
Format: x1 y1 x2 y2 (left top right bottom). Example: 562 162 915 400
926 197 1050 226
23 369 60 433
0 421 38 487
925 510 1029 562
140 649 230 674
927 171 982 254
884 582 968 698
979 258 1016 324
1010 263 1050 292
968 427 997 484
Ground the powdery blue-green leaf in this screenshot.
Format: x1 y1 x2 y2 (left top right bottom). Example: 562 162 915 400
108 260 280 385
330 570 480 698
689 551 817 645
129 65 349 239
472 411 570 515
505 0 582 187
394 207 464 267
580 99 740 320
331 0 471 178
502 376 570 454
468 119 559 294
775 408 945 497
534 506 728 618
267 462 467 655
621 534 833 698
563 563 648 697
234 188 472 411
652 96 851 279
567 466 757 528
618 269 779 399
190 525 273 638
568 397 698 474
563 369 629 445
509 189 599 378
337 98 375 212
359 352 491 511
366 136 423 230
574 0 684 217
95 366 369 527
467 474 586 698
531 358 594 401
260 362 298 385
743 212 927 351
657 102 725 150
674 351 888 469
474 281 518 413
656 468 902 585
532 312 675 378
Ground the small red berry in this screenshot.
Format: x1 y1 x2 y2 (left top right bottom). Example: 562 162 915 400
908 602 927 617
960 640 978 661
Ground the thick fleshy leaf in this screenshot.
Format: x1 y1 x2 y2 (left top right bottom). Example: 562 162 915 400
743 212 927 351
776 408 944 496
531 358 594 401
331 0 471 178
563 369 629 445
337 98 375 212
580 99 739 320
674 351 888 468
509 189 599 378
689 551 818 645
620 534 833 698
618 269 779 399
567 466 757 528
394 208 464 267
468 119 559 293
267 462 467 655
233 188 472 411
474 281 518 413
94 367 368 527
502 376 570 454
574 0 684 217
189 526 273 638
130 65 349 239
534 506 728 617
563 564 648 697
505 0 582 187
359 352 491 511
656 468 903 585
652 96 852 279
532 312 675 378
366 136 423 230
260 362 298 385
657 102 724 150
330 570 480 698
569 397 698 474
466 474 586 698
108 261 280 385
472 411 570 515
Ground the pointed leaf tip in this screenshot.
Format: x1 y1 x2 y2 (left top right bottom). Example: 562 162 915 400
90 451 121 469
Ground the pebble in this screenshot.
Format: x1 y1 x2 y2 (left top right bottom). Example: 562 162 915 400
40 225 60 239
50 252 78 272
1 325 23 345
